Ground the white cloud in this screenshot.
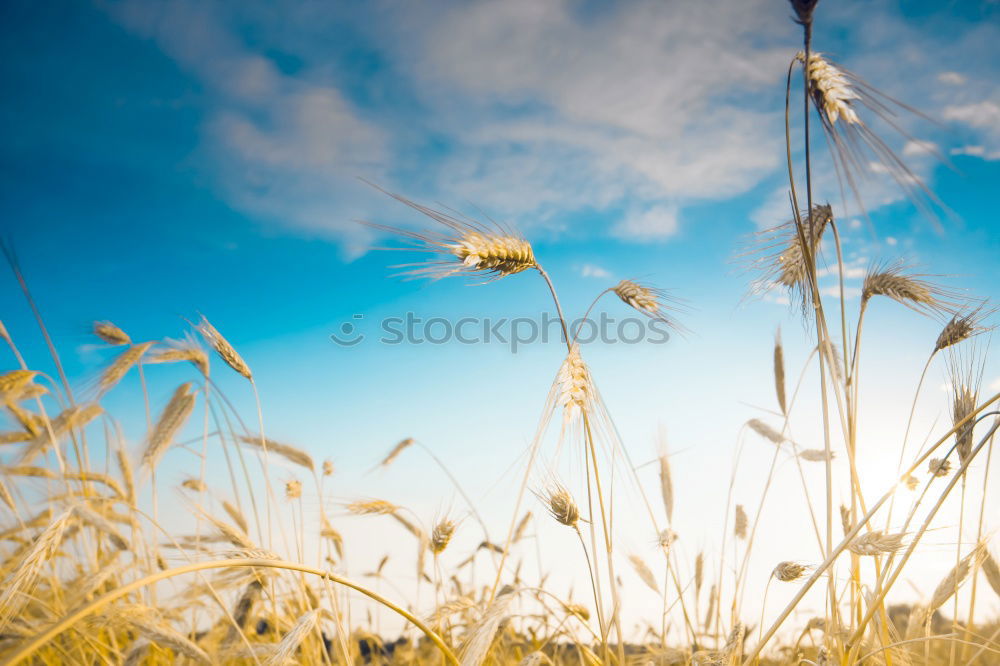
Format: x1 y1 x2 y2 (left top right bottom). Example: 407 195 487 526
613 205 680 241
902 140 937 157
943 101 1000 128
820 285 861 300
990 377 1000 393
951 145 1000 160
579 264 612 279
937 71 966 85
886 236 898 246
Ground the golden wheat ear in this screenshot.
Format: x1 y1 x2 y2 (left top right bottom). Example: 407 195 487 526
359 180 536 282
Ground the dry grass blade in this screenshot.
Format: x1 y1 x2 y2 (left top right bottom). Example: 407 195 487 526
196 315 252 380
142 383 196 469
629 553 659 593
238 434 314 471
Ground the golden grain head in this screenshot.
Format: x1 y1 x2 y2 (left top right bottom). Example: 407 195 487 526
431 519 456 554
93 321 131 346
862 262 960 316
798 52 861 126
346 499 399 516
611 279 686 331
734 505 748 540
935 307 992 353
556 345 592 420
849 530 907 556
322 459 335 476
773 561 808 582
196 315 252 380
285 479 302 500
539 484 579 529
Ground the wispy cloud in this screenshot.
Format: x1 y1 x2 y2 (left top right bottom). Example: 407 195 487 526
579 264 612 279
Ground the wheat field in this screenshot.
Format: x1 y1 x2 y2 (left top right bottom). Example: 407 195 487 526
2 1 1000 665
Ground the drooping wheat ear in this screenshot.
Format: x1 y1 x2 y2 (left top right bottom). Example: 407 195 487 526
98 341 154 395
147 336 210 377
981 549 1000 599
363 183 536 282
861 261 960 317
798 448 835 462
747 204 832 309
196 315 252 380
926 543 986 617
934 306 993 353
431 518 457 554
848 530 907 556
93 321 131 346
285 479 302 500
459 585 517 666
928 457 951 477
0 508 73 630
116 607 212 665
265 609 321 666
181 477 207 492
142 383 196 469
322 459 335 476
773 328 787 415
797 52 861 125
773 561 808 582
734 505 748 540
346 499 399 515
538 484 580 529
0 369 37 396
74 504 128 550
379 437 414 468
628 553 659 593
556 344 592 421
746 418 786 445
20 403 104 463
695 551 704 596
238 435 314 471
611 279 687 331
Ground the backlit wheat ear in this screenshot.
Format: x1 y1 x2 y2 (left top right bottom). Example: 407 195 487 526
927 543 985 615
181 477 207 492
798 448 835 462
773 561 808 582
0 508 73 630
658 433 674 524
285 479 302 500
658 528 678 551
20 403 104 463
196 315 252 380
840 505 851 537
459 586 517 666
147 336 210 377
611 279 687 332
98 341 154 395
848 530 906 556
734 505 748 540
265 609 321 666
537 484 580 529
748 204 832 311
747 418 786 445
694 551 704 596
557 345 592 422
142 383 196 469
238 435 315 471
774 328 787 415
951 386 978 465
0 369 38 396
322 459 335 476
347 499 399 515
903 474 920 491
981 549 1000 599
628 553 659 593
93 321 131 346
379 437 414 468
934 305 993 353
116 607 212 665
798 52 861 126
862 261 961 316
363 183 536 282
431 518 456 554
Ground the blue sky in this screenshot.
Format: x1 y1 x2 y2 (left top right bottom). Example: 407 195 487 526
2 0 1000 635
